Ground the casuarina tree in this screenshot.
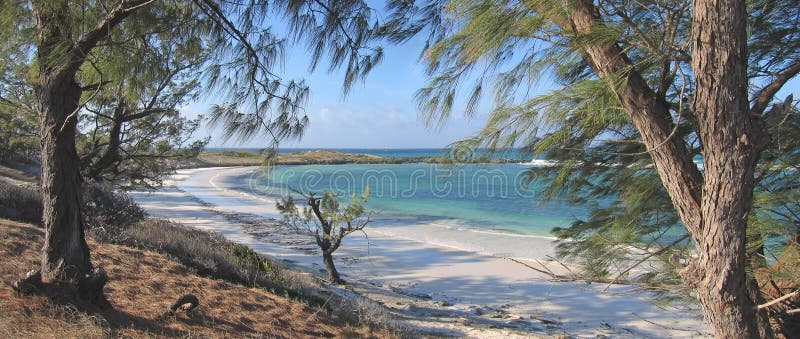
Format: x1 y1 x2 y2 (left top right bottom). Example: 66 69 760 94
277 189 371 284
385 0 800 337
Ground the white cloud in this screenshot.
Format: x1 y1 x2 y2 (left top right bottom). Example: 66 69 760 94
318 107 331 122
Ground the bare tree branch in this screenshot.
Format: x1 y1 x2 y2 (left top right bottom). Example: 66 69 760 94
751 60 800 116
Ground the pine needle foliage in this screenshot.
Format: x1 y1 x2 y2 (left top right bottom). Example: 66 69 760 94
0 0 402 183
205 0 398 154
389 0 800 305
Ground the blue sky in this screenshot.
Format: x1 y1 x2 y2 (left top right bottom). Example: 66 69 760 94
186 32 496 149
184 17 800 150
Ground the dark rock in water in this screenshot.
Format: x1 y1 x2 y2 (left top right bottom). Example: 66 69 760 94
474 307 484 315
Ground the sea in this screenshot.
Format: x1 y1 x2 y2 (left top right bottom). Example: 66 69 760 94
227 148 594 239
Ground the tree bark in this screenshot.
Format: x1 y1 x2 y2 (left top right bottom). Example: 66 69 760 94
38 78 91 280
322 251 343 284
688 0 768 337
34 2 92 281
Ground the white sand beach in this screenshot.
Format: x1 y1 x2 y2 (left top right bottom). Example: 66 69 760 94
131 166 712 338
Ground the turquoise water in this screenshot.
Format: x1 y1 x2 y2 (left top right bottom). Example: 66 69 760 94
207 147 531 160
246 163 591 237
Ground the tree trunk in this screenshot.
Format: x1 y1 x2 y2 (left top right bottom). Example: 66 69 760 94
322 251 343 284
37 72 92 281
687 0 769 337
34 1 92 282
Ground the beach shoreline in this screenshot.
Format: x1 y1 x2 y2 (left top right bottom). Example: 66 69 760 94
132 166 711 338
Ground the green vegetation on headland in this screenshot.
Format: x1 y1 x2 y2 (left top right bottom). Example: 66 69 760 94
190 149 524 167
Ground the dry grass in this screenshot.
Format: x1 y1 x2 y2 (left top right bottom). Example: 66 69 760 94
121 219 313 299
0 219 394 338
120 219 412 336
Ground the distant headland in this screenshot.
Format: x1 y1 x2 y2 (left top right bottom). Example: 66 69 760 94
187 149 525 167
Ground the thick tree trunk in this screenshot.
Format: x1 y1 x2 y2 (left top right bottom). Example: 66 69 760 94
688 0 768 337
33 1 92 282
322 251 343 284
37 72 92 281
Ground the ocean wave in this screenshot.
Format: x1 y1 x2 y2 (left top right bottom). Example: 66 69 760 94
518 159 557 167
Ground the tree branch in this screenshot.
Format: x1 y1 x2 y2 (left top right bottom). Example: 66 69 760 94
62 0 155 75
121 108 169 122
751 59 800 116
543 0 704 235
757 289 800 310
603 234 690 292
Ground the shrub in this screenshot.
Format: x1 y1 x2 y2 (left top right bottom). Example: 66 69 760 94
229 243 283 284
82 183 145 242
120 219 317 299
0 179 147 237
0 180 42 224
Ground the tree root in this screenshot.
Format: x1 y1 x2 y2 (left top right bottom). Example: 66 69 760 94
12 269 42 295
159 294 200 319
78 266 111 309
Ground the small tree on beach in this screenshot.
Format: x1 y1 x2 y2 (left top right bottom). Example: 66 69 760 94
276 189 371 284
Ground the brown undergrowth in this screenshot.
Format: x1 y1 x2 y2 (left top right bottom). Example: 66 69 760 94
0 219 394 338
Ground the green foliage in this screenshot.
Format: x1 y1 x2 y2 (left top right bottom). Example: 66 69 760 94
0 1 212 187
0 108 37 161
230 243 283 284
1 1 402 188
82 183 146 242
277 188 370 282
278 188 370 232
0 0 37 161
205 1 408 158
72 2 211 188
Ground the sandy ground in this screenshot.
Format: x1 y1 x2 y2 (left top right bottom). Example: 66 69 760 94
131 167 712 338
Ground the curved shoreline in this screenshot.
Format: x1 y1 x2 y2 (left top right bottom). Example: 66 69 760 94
132 166 711 338
213 165 562 257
